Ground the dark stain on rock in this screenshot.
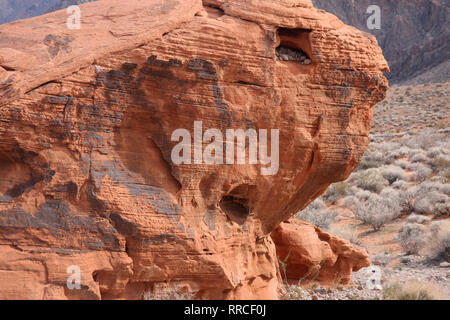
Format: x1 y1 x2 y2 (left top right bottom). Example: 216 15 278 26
187 58 218 80
7 169 54 198
0 200 121 251
186 58 233 126
110 212 138 237
0 74 15 90
65 181 78 199
0 146 54 198
142 233 176 244
43 34 74 57
146 55 182 68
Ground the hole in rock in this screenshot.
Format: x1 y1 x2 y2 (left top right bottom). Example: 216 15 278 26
219 184 256 225
276 28 313 65
220 196 249 222
92 271 99 282
0 152 31 198
202 6 225 18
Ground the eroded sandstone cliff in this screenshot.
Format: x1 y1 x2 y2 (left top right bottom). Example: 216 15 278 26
0 0 388 299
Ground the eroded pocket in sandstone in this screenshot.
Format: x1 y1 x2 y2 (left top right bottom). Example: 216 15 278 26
276 27 313 65
219 183 256 225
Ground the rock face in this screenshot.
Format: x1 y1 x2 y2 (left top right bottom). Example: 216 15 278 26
312 0 450 84
0 0 388 299
272 220 370 284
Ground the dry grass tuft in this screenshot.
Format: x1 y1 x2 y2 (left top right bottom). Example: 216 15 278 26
383 279 447 300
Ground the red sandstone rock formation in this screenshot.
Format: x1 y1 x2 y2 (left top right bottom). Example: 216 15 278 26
0 0 388 299
272 220 370 284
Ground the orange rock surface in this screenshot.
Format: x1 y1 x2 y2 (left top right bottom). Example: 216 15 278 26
0 0 388 299
272 220 370 284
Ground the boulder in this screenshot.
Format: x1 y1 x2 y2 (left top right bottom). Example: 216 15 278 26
0 0 388 299
272 220 371 284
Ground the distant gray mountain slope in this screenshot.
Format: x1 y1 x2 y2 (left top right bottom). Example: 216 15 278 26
0 0 96 25
312 0 450 84
0 0 60 25
45 0 96 13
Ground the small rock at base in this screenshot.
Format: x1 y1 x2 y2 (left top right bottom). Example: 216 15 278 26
400 256 410 264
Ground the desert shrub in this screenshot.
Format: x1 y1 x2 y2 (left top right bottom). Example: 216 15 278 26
357 160 382 170
380 142 403 164
413 191 449 215
426 147 443 159
430 155 450 173
401 182 450 215
409 152 429 164
380 141 401 153
397 223 428 254
436 169 450 183
434 182 450 195
399 189 415 213
408 164 432 182
379 188 402 217
407 214 430 224
327 224 360 245
371 252 392 266
426 221 450 262
402 131 438 150
434 202 450 216
406 148 424 160
357 143 395 169
392 180 409 190
349 168 389 193
429 175 447 183
389 146 410 160
415 181 450 196
413 198 430 214
279 284 308 300
296 198 339 230
343 195 359 209
357 151 385 169
383 280 446 300
353 189 373 201
358 204 396 232
346 194 399 231
143 286 195 300
380 165 407 184
394 159 409 169
323 182 351 204
305 198 326 211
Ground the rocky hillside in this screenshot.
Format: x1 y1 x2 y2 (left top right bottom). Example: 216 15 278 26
312 0 450 84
